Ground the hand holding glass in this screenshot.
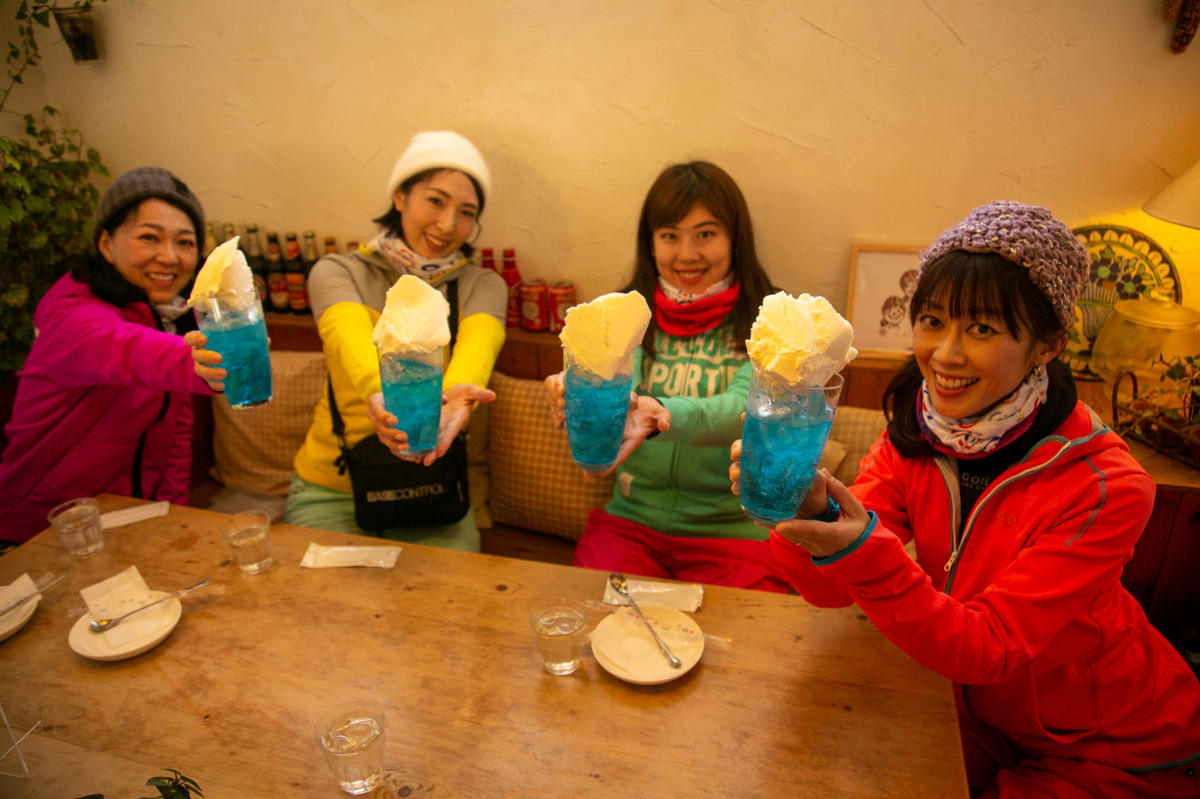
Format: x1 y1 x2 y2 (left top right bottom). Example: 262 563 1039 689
562 357 633 472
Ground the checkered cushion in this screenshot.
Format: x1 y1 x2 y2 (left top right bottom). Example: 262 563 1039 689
827 405 887 485
210 350 326 495
486 372 614 541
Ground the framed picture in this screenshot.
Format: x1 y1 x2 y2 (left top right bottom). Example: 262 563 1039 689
846 243 923 359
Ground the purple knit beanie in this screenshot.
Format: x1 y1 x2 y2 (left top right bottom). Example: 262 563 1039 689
920 200 1088 330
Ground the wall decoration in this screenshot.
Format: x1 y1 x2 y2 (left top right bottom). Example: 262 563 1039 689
846 244 922 359
1065 225 1181 380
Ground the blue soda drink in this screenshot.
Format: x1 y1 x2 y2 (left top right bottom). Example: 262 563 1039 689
564 368 633 471
379 354 442 457
740 374 840 524
202 314 272 408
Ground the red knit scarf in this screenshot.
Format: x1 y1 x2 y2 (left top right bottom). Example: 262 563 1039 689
653 284 740 337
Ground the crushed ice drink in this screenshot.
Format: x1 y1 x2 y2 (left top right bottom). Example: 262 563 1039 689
202 315 272 407
379 354 442 457
563 368 632 471
740 373 841 525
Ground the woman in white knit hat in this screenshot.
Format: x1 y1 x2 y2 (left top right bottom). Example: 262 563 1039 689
286 131 506 551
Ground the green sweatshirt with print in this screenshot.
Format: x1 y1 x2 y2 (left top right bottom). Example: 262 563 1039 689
604 323 764 541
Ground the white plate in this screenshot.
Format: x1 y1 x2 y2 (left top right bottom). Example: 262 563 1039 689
590 605 704 685
0 595 39 643
68 591 182 661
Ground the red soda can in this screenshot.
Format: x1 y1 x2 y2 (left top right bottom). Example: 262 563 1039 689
548 281 576 333
519 279 549 331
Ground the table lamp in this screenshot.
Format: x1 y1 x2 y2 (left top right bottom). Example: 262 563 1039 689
1144 157 1200 230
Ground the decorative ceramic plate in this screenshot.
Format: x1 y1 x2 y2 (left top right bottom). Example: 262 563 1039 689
1065 225 1181 379
590 605 704 685
68 592 182 661
0 595 39 643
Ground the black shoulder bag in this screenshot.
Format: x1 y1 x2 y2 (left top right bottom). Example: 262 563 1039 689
329 280 470 531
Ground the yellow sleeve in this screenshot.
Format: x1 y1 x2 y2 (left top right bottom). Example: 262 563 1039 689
316 301 383 400
444 312 506 390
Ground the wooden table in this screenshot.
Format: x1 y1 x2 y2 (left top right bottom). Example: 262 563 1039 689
0 496 967 798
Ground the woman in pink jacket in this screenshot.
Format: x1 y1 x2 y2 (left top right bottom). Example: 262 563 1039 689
733 201 1200 797
0 167 215 544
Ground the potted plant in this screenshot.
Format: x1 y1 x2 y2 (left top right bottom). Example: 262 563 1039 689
1 1 108 382
145 768 204 799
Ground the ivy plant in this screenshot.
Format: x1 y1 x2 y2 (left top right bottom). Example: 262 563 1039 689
1 1 107 379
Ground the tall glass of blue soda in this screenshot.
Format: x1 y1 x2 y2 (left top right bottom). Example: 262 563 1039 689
739 370 843 525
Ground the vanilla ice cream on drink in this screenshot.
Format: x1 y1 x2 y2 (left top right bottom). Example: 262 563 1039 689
372 275 451 355
189 236 256 309
558 291 652 380
746 292 857 387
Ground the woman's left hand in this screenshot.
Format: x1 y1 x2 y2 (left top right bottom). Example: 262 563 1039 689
773 474 871 559
184 331 225 391
428 382 496 464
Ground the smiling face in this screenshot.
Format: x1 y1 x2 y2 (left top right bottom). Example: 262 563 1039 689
912 305 1064 419
651 203 732 294
395 169 480 259
97 198 199 304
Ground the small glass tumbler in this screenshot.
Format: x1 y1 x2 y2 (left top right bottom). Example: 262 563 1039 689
528 598 588 675
218 510 273 574
193 291 273 408
314 700 387 795
562 359 633 472
378 346 443 459
740 371 844 525
47 497 104 558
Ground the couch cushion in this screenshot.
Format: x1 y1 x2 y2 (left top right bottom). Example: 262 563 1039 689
211 350 327 496
827 405 887 485
486 371 614 542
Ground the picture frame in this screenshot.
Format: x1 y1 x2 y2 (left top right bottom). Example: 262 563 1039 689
846 243 923 359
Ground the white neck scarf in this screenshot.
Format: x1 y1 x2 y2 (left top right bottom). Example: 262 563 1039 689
918 364 1049 458
658 276 733 304
153 296 191 334
369 230 466 282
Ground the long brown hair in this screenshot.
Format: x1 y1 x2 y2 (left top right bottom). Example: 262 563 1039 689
621 161 775 355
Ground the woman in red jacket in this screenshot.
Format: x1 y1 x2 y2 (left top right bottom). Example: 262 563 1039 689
733 201 1200 797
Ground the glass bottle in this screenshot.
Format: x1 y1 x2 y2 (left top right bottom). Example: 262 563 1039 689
264 231 290 313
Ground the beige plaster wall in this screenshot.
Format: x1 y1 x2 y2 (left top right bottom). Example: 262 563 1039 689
6 0 1200 313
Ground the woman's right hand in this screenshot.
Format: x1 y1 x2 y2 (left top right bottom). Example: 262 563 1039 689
544 372 566 428
184 331 225 392
366 392 413 459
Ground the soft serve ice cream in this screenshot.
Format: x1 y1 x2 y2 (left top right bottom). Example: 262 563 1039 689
746 292 857 386
372 275 451 355
559 291 652 380
189 236 256 309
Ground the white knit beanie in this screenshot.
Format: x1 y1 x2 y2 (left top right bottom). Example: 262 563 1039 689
386 131 491 208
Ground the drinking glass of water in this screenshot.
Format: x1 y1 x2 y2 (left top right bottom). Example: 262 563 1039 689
314 700 386 795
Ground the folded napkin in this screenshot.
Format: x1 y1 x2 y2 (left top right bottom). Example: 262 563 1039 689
100 501 169 530
300 542 402 569
601 577 704 612
0 573 37 617
79 566 175 648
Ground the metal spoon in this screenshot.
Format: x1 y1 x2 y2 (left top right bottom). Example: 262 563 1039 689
87 579 210 633
608 573 682 669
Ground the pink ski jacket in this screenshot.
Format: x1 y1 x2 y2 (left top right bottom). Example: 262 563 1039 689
0 275 212 543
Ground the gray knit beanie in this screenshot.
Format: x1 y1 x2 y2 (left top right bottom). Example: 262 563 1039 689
920 200 1088 329
91 166 206 251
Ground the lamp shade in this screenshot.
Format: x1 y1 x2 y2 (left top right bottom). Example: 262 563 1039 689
1144 158 1200 230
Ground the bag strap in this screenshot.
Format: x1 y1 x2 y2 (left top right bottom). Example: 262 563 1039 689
328 278 460 474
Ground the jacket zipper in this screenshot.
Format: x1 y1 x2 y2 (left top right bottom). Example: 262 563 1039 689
941 439 1075 588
